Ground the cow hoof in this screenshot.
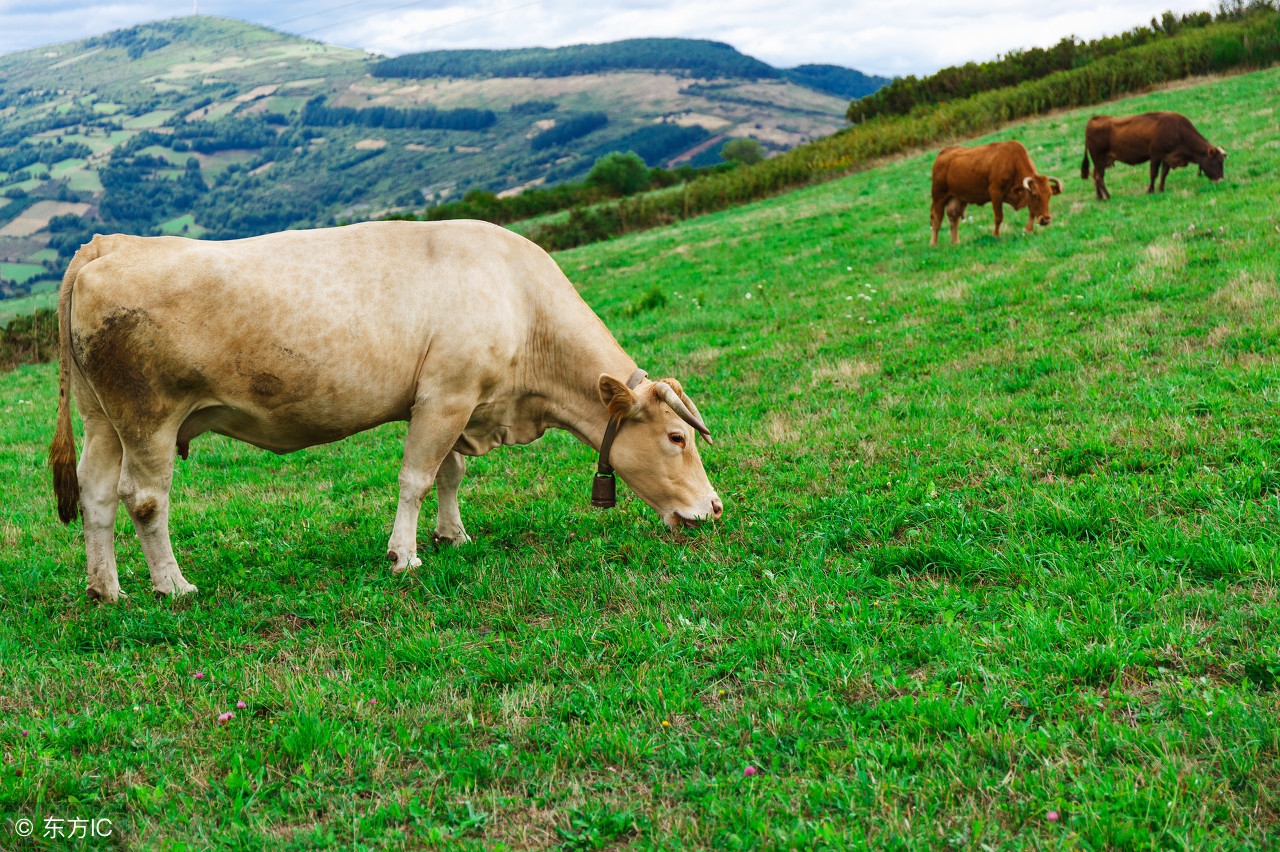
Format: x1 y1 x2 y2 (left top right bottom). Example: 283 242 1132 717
86 585 122 603
433 530 471 547
153 578 198 598
389 554 422 575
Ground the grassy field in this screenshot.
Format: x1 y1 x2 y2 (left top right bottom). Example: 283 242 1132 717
0 263 45 284
0 290 56 325
2 67 1279 849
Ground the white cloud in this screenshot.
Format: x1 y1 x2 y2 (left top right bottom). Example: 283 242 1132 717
0 0 1221 77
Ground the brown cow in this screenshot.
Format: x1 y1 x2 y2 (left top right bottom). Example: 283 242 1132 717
930 141 1062 246
1082 112 1226 200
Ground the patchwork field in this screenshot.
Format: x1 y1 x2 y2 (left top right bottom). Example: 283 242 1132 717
1 67 1278 849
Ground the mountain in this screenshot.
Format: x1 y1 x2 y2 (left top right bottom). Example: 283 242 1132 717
0 16 887 303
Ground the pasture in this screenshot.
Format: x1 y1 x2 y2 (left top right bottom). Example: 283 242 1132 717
2 68 1278 849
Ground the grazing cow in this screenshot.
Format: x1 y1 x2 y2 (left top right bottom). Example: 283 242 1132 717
1082 112 1226 200
930 141 1062 246
50 221 722 602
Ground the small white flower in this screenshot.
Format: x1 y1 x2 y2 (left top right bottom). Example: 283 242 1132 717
744 292 752 299
846 295 853 300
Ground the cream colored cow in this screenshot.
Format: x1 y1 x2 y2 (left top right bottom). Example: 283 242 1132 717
50 221 721 601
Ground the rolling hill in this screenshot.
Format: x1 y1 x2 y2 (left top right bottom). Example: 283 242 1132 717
0 16 886 306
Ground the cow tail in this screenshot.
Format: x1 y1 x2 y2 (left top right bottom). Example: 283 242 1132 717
50 239 97 523
1080 150 1090 180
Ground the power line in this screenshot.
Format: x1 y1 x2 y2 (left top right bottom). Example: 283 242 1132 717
269 0 398 29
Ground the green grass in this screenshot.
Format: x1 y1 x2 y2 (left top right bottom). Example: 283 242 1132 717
0 263 46 284
122 110 178 130
2 67 1279 849
0 289 56 325
158 213 208 237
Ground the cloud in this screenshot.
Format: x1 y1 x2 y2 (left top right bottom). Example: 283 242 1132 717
0 0 1219 77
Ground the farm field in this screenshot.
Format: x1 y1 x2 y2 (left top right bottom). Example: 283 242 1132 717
0 290 56 326
2 66 1279 849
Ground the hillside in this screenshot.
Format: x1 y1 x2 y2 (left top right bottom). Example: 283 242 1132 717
2 66 1277 847
372 39 888 98
0 17 881 303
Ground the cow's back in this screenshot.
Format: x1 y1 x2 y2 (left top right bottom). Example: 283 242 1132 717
67 221 567 451
932 141 1032 203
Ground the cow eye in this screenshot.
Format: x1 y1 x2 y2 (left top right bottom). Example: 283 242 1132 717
668 432 685 447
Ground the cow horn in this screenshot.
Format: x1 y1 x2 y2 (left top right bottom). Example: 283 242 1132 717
655 381 712 443
1217 146 1227 157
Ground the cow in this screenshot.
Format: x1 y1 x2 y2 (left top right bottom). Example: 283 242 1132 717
1082 112 1226 200
49 221 723 602
930 141 1062 246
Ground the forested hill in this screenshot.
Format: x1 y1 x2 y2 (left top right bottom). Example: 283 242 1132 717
372 39 890 99
0 16 876 312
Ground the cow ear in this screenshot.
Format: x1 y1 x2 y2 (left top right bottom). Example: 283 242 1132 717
599 374 640 420
1047 177 1063 195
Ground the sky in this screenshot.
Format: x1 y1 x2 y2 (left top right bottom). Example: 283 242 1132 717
0 1 1221 77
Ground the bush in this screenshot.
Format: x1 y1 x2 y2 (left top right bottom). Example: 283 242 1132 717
586 152 650 196
0 308 58 370
721 138 764 165
847 8 1225 122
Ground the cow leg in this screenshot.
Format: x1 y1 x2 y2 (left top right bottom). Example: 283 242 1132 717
929 196 947 247
1158 161 1171 192
1093 165 1109 201
79 416 125 602
991 200 1004 237
946 200 966 246
432 451 471 546
118 434 196 597
1147 161 1159 194
387 395 474 573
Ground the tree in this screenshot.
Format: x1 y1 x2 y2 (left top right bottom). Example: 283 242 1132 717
721 138 764 166
586 151 650 196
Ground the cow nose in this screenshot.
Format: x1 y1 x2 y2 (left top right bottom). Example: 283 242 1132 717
710 496 723 520
1040 216 1052 226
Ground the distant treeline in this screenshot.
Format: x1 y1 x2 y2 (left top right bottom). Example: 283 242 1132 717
372 38 779 80
848 3 1274 121
371 39 890 101
301 98 497 131
398 159 737 227
530 112 608 150
0 141 92 174
782 65 891 100
84 21 180 60
588 123 711 166
517 11 1280 252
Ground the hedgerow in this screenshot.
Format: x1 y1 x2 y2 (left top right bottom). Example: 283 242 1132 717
522 12 1280 252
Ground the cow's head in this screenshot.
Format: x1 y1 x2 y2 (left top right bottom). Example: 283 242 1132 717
1009 175 1063 227
1199 146 1227 181
598 374 722 529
